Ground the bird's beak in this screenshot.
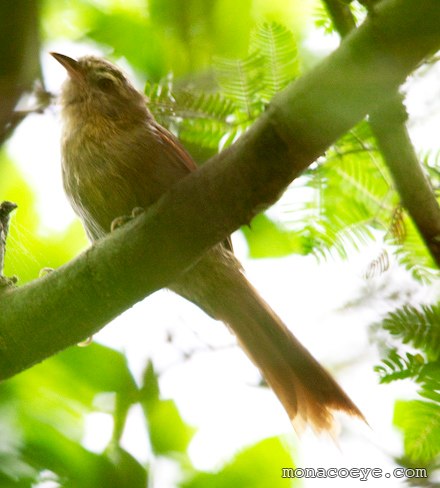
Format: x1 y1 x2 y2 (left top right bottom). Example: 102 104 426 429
50 52 83 81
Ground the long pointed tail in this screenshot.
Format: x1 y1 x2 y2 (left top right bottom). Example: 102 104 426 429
171 245 365 433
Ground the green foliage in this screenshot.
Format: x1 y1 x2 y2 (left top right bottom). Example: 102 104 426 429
393 214 439 284
314 2 367 34
376 304 440 469
250 23 298 103
313 5 337 35
0 343 147 487
181 437 296 488
242 213 302 258
140 362 195 455
418 363 440 404
374 349 425 384
0 342 297 486
42 0 254 79
145 22 299 153
394 400 440 463
381 305 440 358
272 122 392 260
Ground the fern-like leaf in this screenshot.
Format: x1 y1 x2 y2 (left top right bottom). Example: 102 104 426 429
374 349 425 384
278 127 393 259
364 248 390 279
419 363 440 403
382 304 440 358
391 212 438 284
313 5 335 34
213 52 264 116
250 22 299 102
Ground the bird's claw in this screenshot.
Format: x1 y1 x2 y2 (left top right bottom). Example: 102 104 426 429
0 275 18 290
110 207 145 232
39 267 54 278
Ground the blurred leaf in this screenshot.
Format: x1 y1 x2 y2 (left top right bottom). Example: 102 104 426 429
140 361 160 408
89 9 168 80
42 0 97 39
147 399 195 455
418 363 440 404
214 52 264 116
140 362 195 455
251 23 299 102
106 446 148 488
0 452 37 487
181 437 296 488
0 343 145 485
393 214 439 284
22 421 113 487
394 400 440 464
21 420 147 488
242 213 302 258
52 343 138 397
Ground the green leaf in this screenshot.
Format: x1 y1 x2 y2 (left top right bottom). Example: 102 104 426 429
393 214 438 283
140 361 160 408
54 343 138 397
374 349 425 384
214 51 264 115
418 363 440 403
181 437 296 488
242 213 302 258
106 446 148 488
394 400 440 463
381 305 440 359
21 421 119 488
147 399 195 455
140 362 195 455
88 10 167 79
279 124 396 259
251 23 299 102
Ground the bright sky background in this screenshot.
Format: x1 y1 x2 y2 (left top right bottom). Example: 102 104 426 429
5 27 440 488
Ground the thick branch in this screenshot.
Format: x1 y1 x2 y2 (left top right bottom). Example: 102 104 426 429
323 0 440 264
0 0 41 146
0 0 439 379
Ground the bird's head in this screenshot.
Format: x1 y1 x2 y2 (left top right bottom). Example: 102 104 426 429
51 53 147 120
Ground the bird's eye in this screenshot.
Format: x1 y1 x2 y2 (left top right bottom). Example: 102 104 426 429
96 77 115 91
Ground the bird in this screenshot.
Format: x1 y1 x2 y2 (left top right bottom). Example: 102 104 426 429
51 52 365 433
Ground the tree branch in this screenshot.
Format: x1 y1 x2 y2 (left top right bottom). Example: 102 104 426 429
322 0 440 264
0 0 42 147
0 201 17 278
369 96 440 261
0 0 439 379
322 0 356 37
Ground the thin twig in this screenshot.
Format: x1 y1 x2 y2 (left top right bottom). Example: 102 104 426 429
0 201 17 280
0 84 53 146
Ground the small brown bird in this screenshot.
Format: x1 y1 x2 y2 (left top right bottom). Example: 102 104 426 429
52 52 365 433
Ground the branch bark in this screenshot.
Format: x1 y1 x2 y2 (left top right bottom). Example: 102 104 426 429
323 0 440 264
0 0 41 147
0 0 439 379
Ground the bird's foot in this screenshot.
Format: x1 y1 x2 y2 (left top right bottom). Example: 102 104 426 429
110 207 145 232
